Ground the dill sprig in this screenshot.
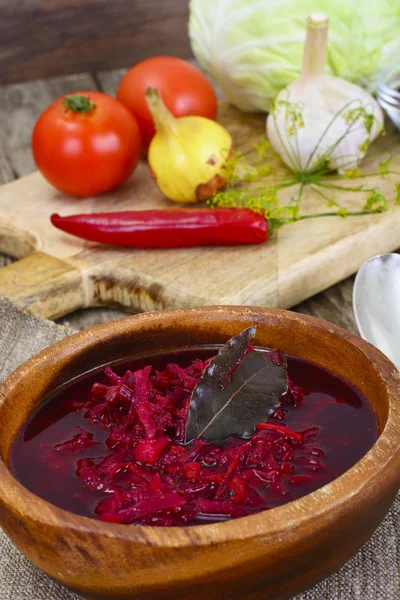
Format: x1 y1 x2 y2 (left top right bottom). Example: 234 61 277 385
209 134 400 234
209 97 400 233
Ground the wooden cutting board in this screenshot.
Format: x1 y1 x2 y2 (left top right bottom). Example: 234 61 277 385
0 103 399 320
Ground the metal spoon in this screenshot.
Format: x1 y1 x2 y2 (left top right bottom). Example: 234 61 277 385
353 253 400 370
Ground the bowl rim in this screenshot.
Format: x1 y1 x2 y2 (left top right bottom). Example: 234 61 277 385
0 305 399 548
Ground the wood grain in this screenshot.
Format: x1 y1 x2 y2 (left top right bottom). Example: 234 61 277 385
0 252 88 319
96 69 127 97
0 149 15 184
0 247 365 338
294 277 358 334
58 306 129 331
0 307 399 600
0 103 400 320
0 68 393 337
0 0 191 85
58 275 360 334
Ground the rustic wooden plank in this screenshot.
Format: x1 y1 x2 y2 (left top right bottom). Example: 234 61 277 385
0 150 15 185
57 278 360 334
0 101 399 320
56 279 360 333
0 0 191 85
0 252 89 320
0 249 359 335
57 281 359 333
0 251 124 331
57 307 129 331
294 277 358 334
96 69 127 97
0 68 386 337
0 73 97 177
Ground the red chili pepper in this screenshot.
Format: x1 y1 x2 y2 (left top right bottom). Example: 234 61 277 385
50 208 267 248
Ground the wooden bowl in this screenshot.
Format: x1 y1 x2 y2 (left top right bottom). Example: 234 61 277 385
0 306 399 600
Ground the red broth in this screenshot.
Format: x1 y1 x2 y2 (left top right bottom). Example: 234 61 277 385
9 349 378 526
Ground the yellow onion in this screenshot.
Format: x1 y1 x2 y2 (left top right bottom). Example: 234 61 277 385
146 88 232 203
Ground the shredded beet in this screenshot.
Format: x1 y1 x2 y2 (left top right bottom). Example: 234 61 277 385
10 350 379 526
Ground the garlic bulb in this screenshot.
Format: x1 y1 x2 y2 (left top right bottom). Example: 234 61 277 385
266 13 384 175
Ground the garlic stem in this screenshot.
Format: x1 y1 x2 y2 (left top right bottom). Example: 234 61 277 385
145 88 177 133
301 13 329 79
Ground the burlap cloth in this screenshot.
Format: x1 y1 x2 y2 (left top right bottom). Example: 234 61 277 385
0 296 398 600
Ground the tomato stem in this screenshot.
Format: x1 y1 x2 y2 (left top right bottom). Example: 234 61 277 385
61 94 96 114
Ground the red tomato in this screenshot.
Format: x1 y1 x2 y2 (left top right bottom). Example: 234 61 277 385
32 91 142 197
117 57 218 150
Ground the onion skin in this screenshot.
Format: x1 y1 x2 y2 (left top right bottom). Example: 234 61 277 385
196 174 228 202
146 88 233 203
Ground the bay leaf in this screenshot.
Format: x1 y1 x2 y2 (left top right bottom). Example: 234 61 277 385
184 326 288 443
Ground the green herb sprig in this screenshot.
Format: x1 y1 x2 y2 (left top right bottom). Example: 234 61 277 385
210 105 400 234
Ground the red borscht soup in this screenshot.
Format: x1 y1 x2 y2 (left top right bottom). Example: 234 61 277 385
10 348 378 526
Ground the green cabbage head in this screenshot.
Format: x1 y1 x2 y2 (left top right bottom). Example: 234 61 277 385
189 0 400 112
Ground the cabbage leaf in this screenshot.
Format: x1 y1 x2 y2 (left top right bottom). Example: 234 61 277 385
189 0 400 111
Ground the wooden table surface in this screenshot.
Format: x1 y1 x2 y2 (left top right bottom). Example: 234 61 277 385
0 68 368 335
